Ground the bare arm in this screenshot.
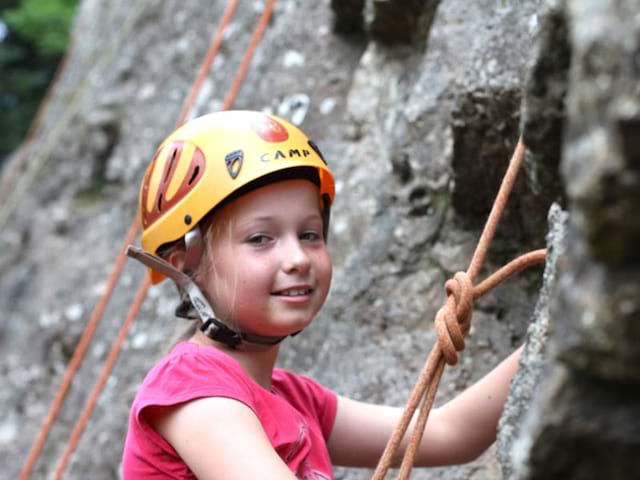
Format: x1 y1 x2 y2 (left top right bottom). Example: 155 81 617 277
147 397 298 480
328 346 522 467
425 345 523 464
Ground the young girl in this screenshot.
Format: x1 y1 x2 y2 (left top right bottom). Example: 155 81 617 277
122 110 522 479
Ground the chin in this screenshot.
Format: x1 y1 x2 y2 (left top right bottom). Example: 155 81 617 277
266 316 315 338
235 307 318 338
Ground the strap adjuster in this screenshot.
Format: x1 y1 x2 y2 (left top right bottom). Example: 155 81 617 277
200 318 242 348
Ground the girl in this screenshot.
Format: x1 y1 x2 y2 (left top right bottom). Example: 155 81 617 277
122 110 522 479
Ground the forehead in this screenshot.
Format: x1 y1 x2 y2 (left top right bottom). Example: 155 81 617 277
219 179 322 221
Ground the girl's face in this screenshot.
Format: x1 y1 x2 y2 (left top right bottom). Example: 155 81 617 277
201 179 332 338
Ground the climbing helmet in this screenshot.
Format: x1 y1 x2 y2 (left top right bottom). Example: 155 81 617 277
138 110 335 283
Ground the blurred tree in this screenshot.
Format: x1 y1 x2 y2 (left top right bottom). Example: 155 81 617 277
0 0 78 166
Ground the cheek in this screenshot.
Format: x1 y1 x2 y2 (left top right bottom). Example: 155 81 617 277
202 258 240 308
316 250 333 285
238 258 276 284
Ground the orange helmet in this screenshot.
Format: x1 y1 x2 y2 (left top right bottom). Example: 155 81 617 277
138 110 335 283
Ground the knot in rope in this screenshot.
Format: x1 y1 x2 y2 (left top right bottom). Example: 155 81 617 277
434 271 474 365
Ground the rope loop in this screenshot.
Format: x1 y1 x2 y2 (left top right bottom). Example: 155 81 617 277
435 271 473 365
372 138 539 480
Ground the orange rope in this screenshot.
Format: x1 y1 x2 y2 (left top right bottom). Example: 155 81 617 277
372 138 548 479
19 2 243 477
176 0 239 126
222 0 276 110
52 277 151 479
18 221 138 480
467 139 527 282
44 2 277 478
473 249 547 299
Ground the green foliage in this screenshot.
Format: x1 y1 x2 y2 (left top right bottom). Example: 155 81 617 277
4 0 77 57
0 0 78 161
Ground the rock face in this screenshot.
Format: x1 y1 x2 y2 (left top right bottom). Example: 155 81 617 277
497 1 640 478
497 204 567 479
2 0 637 479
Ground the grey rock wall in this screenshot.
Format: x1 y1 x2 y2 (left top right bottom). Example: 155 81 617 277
497 1 640 478
11 0 637 479
497 204 567 479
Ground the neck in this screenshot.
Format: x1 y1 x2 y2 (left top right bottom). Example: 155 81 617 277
190 330 280 389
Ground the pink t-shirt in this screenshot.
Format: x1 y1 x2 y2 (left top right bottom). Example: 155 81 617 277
122 342 337 479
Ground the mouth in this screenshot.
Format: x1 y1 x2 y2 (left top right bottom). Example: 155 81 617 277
272 287 313 297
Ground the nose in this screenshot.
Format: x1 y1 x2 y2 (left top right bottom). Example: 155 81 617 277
281 236 311 274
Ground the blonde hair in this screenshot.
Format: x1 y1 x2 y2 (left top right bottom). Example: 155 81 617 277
171 210 241 342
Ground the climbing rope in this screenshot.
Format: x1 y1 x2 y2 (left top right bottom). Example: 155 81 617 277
17 1 170 476
221 0 274 111
371 138 548 479
52 1 276 477
176 0 239 125
18 221 138 480
52 1 280 476
52 276 152 479
18 0 280 477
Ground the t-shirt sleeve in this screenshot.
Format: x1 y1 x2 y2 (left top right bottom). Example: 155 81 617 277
123 345 260 477
133 347 257 425
307 377 338 440
277 371 338 441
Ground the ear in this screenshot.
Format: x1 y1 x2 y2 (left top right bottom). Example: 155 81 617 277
166 249 187 272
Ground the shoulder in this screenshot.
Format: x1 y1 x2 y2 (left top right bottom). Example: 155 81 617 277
273 369 332 398
125 344 258 478
151 396 299 480
133 342 257 422
273 369 338 438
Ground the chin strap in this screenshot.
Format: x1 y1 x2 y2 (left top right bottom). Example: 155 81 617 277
126 246 286 351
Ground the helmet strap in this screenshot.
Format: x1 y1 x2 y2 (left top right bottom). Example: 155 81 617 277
321 193 331 240
183 227 204 276
126 246 287 351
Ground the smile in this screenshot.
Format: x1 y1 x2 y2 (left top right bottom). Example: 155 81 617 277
274 288 312 297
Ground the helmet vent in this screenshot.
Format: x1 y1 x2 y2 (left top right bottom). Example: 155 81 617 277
188 166 200 185
140 142 206 229
165 148 178 182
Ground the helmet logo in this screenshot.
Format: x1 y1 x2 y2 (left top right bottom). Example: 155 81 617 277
252 114 289 142
260 148 312 162
225 150 243 179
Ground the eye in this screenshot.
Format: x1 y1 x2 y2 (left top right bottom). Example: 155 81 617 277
246 234 272 245
300 230 322 242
